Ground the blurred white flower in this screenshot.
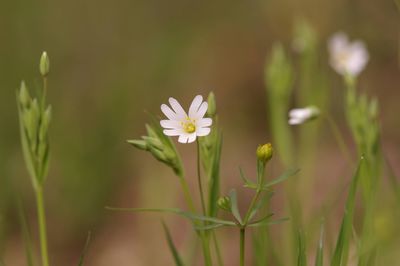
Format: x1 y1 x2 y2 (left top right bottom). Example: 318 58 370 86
289 106 320 125
328 32 369 77
160 95 212 143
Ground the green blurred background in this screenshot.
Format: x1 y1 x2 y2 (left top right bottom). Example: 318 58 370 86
1 0 399 265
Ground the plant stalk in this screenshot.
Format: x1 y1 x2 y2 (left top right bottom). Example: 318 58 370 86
35 187 49 266
240 228 245 266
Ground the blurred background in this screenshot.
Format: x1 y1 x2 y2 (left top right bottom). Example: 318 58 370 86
0 0 399 265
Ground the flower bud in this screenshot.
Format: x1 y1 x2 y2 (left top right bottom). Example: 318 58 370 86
207 92 217 117
39 51 50 77
217 196 231 212
19 81 31 108
256 143 273 163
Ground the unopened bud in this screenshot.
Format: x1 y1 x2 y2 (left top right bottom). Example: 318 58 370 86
217 196 231 211
256 143 273 163
19 81 31 108
207 92 217 117
39 51 50 77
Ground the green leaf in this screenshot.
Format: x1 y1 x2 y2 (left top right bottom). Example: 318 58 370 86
248 213 274 225
106 207 236 227
229 190 243 225
248 217 289 227
162 221 185 266
262 168 299 189
297 230 307 266
208 132 223 218
77 231 92 266
315 222 324 266
239 167 255 187
331 158 364 266
248 191 274 222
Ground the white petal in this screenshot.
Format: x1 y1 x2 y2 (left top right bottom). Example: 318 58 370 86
187 133 197 143
289 118 303 125
161 104 177 120
160 120 182 129
193 102 208 119
163 129 182 136
196 118 212 127
196 127 211 136
188 95 203 118
169 97 187 119
178 134 189 143
328 32 348 55
289 108 312 119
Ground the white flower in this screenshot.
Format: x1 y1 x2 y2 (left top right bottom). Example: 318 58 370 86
328 32 369 77
160 95 212 143
288 106 320 125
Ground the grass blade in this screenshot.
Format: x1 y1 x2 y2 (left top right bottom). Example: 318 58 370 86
162 221 185 266
331 158 364 266
315 221 324 266
208 132 222 218
77 231 92 266
297 230 307 266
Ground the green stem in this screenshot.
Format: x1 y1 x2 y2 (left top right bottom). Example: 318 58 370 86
240 228 245 266
35 187 49 266
212 231 224 266
196 140 207 215
178 176 196 213
41 77 48 112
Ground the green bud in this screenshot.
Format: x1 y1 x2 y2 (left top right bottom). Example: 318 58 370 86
39 51 50 77
256 143 273 163
39 106 52 141
19 81 31 108
143 136 164 151
217 196 231 211
145 124 157 138
207 92 217 117
127 139 148 150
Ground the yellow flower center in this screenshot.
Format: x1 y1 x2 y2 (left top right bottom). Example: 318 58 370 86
182 119 196 133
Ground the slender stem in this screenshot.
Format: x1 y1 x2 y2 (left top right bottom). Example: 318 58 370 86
240 228 245 266
41 77 48 112
35 187 49 266
325 114 353 166
212 231 224 266
243 189 262 225
178 176 196 213
196 140 207 215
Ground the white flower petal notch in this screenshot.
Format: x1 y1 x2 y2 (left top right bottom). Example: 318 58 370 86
160 95 212 144
328 32 369 77
289 106 320 125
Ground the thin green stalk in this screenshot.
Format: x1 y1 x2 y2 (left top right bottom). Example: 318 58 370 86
41 77 48 112
212 231 223 266
35 187 49 266
325 114 353 166
177 176 196 213
196 140 207 215
240 228 245 266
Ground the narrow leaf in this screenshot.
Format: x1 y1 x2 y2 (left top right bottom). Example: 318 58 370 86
297 230 307 266
248 217 289 227
106 207 236 226
162 221 185 266
208 132 222 217
315 222 324 266
262 168 299 189
331 158 363 266
229 190 243 225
